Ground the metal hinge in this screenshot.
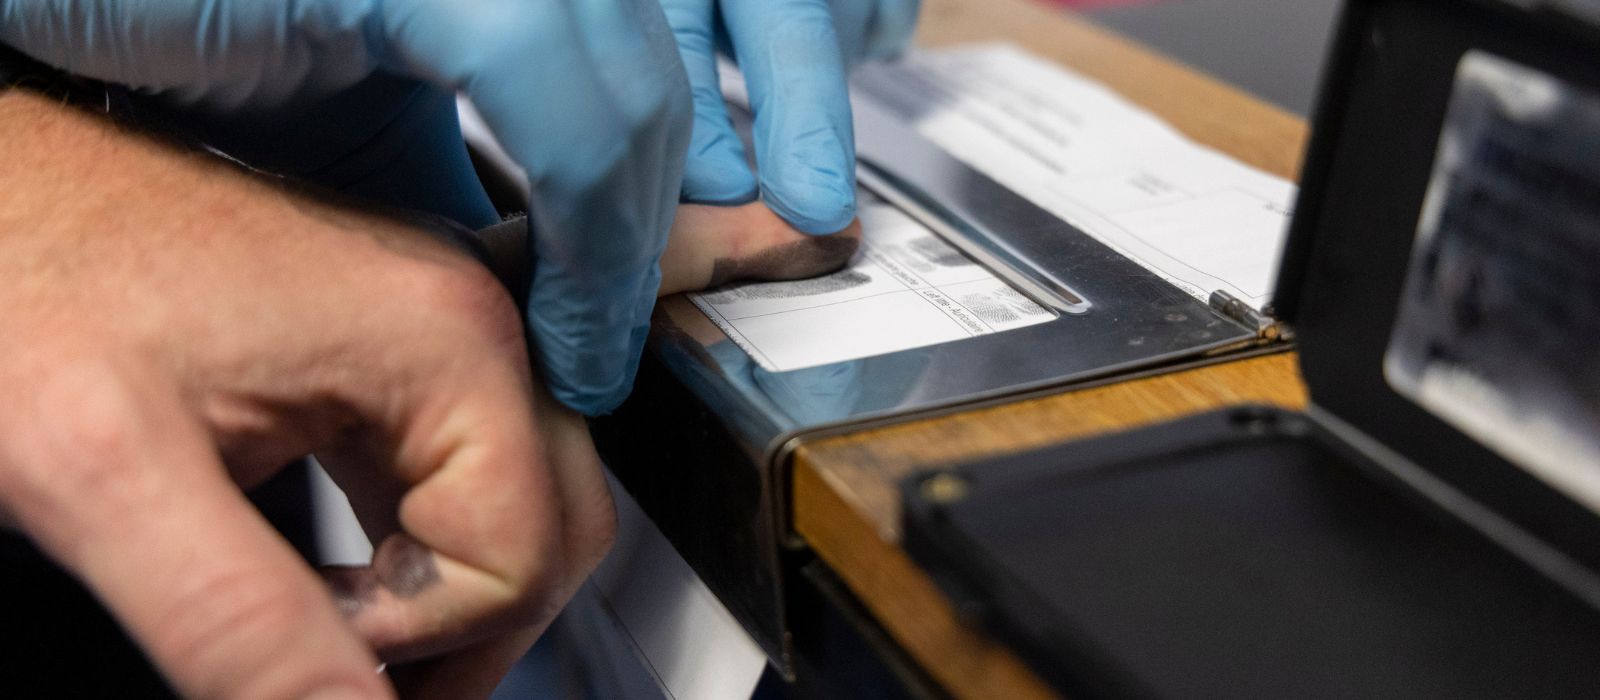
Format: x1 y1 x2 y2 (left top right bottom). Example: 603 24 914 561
1209 290 1290 342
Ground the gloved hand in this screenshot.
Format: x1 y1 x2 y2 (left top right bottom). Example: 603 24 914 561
661 0 920 233
0 0 692 415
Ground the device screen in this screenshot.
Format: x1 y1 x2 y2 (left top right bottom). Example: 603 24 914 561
1385 51 1600 515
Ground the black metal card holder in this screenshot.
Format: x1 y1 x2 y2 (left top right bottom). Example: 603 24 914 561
592 88 1285 669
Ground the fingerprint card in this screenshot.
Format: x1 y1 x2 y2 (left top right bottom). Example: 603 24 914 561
690 204 1055 372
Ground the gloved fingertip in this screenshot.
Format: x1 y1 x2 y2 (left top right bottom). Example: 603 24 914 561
528 279 658 417
752 111 857 233
541 347 637 416
681 119 761 202
549 381 627 417
759 178 858 235
682 133 758 204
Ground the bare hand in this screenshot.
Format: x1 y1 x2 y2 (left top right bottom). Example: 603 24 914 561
0 93 614 699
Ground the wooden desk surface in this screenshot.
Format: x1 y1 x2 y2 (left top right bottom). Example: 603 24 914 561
791 0 1313 697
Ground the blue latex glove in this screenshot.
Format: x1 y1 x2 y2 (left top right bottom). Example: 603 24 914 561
0 0 692 415
661 0 920 233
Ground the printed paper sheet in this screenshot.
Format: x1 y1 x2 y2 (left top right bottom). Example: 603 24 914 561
851 44 1297 308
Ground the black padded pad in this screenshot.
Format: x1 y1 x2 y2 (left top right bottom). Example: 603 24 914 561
904 408 1600 699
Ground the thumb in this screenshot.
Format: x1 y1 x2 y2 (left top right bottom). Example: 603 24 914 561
0 365 390 700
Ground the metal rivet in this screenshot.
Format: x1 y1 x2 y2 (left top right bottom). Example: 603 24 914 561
921 473 971 504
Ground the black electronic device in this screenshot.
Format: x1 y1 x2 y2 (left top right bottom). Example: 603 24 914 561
903 0 1600 696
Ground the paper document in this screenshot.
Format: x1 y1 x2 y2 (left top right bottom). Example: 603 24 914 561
691 203 1055 372
852 44 1297 309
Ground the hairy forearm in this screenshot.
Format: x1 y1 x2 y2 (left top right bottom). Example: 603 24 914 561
0 89 250 232
0 89 501 489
